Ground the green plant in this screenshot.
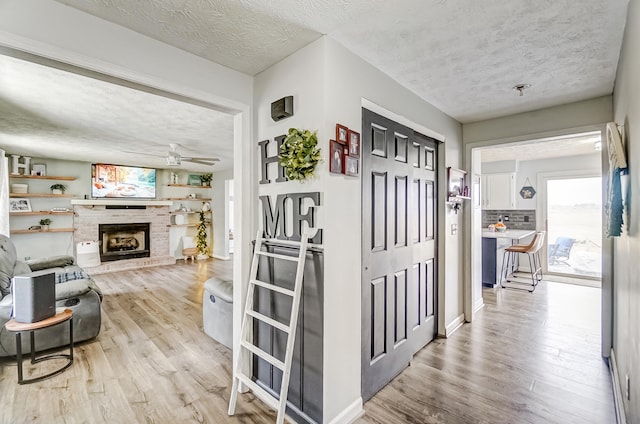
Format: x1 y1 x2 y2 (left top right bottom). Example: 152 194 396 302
196 211 208 256
50 183 67 193
200 173 213 185
39 218 52 226
278 128 321 181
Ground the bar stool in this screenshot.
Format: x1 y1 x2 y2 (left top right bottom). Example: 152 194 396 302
500 231 546 292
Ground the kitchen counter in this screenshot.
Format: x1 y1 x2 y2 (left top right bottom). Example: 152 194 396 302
481 229 535 288
482 229 535 240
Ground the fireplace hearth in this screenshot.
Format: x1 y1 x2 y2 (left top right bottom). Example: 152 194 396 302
99 223 150 262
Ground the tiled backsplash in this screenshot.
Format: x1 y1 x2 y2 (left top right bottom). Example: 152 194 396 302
483 210 536 230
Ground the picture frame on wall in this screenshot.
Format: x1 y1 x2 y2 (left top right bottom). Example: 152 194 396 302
344 156 359 177
336 124 349 145
31 164 46 176
9 198 32 213
188 174 201 186
330 140 344 174
347 130 360 158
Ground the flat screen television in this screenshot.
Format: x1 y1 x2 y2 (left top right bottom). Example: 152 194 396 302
91 163 156 199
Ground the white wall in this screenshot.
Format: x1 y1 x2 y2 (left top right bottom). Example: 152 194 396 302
612 0 640 421
211 168 233 259
0 3 256 384
464 96 613 144
0 0 252 110
481 153 601 210
323 37 463 421
5 157 224 261
6 156 90 260
514 154 601 210
255 36 463 423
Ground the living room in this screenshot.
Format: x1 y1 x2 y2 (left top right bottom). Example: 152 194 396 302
1 1 638 423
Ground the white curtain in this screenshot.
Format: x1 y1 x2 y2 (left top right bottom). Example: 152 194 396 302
0 149 9 237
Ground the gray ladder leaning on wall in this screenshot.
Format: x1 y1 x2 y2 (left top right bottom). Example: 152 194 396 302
228 230 309 424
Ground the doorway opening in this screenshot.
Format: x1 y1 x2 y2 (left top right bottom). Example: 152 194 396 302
468 129 610 349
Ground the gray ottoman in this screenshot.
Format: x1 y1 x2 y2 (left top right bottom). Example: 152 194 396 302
203 277 233 349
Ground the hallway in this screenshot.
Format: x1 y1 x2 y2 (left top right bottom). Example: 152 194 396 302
358 280 614 423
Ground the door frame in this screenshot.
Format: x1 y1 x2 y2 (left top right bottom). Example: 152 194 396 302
464 124 613 358
537 170 602 281
0 41 256 371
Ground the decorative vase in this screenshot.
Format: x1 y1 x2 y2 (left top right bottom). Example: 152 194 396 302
52 189 62 195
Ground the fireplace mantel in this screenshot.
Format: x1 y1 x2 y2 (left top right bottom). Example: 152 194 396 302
71 199 173 206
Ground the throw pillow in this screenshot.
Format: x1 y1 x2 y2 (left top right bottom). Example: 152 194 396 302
26 255 75 272
56 271 90 284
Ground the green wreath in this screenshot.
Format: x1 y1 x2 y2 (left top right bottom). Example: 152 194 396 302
278 128 321 181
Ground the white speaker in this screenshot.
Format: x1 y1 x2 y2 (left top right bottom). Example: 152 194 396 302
76 241 101 268
12 271 56 323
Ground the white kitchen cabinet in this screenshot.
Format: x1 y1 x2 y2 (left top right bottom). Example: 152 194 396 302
481 173 515 209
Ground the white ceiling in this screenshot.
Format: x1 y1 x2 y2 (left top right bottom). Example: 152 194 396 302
0 54 234 172
0 0 630 170
481 133 602 162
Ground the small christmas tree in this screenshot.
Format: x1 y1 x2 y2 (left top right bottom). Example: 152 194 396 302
196 211 208 256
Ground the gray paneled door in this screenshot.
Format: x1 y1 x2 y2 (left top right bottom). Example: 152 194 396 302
361 109 438 401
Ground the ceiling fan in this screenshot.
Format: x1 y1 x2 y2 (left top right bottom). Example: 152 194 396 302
127 143 220 166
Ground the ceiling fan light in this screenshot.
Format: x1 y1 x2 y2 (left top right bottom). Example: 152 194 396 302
166 155 181 166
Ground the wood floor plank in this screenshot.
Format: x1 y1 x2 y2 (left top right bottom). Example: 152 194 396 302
357 279 616 424
0 261 615 424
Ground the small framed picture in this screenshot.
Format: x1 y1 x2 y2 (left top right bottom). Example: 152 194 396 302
345 156 359 177
330 140 344 174
32 164 46 176
347 130 360 158
9 198 32 213
188 174 201 186
336 124 349 145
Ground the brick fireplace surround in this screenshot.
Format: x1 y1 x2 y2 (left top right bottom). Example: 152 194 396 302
72 200 175 274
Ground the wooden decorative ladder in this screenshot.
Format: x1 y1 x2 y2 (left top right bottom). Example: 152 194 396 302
228 230 309 424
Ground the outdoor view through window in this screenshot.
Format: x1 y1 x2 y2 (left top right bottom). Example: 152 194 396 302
546 177 602 278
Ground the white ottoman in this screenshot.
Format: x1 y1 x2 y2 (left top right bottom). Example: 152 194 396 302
203 277 233 349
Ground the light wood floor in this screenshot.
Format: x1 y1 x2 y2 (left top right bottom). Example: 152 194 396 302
0 258 278 424
0 262 615 424
358 280 615 424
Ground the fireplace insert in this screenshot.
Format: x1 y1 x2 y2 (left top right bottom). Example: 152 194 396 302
98 223 150 262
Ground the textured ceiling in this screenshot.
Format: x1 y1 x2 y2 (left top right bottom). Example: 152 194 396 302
55 0 629 122
0 54 234 172
0 0 629 171
481 133 602 162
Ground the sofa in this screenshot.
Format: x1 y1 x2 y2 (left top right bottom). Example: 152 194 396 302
0 234 102 356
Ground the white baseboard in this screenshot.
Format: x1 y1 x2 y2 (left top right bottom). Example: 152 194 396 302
211 254 231 260
610 349 627 424
444 314 465 338
473 297 485 314
327 397 364 424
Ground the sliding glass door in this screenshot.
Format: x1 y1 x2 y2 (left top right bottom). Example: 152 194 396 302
545 176 602 279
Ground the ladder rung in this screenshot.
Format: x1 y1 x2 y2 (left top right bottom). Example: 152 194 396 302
240 341 285 370
235 374 279 410
251 279 295 297
256 250 298 262
262 238 306 247
246 310 290 333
